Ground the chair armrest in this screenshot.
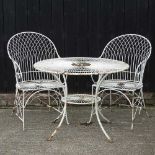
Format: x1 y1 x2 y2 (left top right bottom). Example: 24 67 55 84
134 60 147 83
13 61 23 83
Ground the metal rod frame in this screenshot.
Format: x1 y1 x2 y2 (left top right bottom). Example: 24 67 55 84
91 34 152 130
7 32 65 130
48 73 113 142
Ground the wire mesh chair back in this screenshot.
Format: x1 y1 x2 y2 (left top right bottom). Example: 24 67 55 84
100 34 152 83
7 32 60 83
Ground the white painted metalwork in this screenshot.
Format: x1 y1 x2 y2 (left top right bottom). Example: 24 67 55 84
61 94 101 105
92 34 152 129
7 32 65 130
34 57 129 142
34 57 129 75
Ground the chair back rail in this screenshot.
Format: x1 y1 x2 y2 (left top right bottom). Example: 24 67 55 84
100 34 152 83
7 32 60 83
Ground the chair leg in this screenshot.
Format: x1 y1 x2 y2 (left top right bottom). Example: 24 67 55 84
92 85 95 95
22 91 25 131
109 90 112 111
13 89 25 130
87 104 94 124
48 90 51 111
12 88 18 115
131 91 136 130
140 88 149 117
65 105 70 125
131 106 134 130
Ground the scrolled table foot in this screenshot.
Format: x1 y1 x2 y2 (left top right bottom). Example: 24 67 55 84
47 129 58 141
106 137 113 143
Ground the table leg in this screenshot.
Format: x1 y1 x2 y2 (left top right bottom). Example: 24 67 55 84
95 74 113 142
47 75 68 141
47 102 67 141
95 98 113 142
87 104 94 124
87 103 111 125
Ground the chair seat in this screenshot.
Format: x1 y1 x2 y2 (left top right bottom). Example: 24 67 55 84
93 80 143 91
16 80 64 91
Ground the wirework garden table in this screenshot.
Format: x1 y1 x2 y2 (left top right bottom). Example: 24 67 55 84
34 57 129 142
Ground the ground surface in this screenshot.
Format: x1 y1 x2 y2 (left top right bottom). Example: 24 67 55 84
0 106 155 155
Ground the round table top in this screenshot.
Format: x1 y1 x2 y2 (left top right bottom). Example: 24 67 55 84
34 57 129 75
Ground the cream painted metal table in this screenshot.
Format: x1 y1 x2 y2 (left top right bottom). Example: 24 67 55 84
34 57 129 142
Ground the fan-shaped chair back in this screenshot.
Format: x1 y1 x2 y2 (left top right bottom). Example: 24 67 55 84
7 32 60 82
100 34 152 83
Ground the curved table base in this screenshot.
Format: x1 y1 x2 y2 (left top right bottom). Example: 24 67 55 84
47 95 112 142
47 74 113 142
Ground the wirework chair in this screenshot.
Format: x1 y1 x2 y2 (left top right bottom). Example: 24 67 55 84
7 32 65 130
90 34 152 129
